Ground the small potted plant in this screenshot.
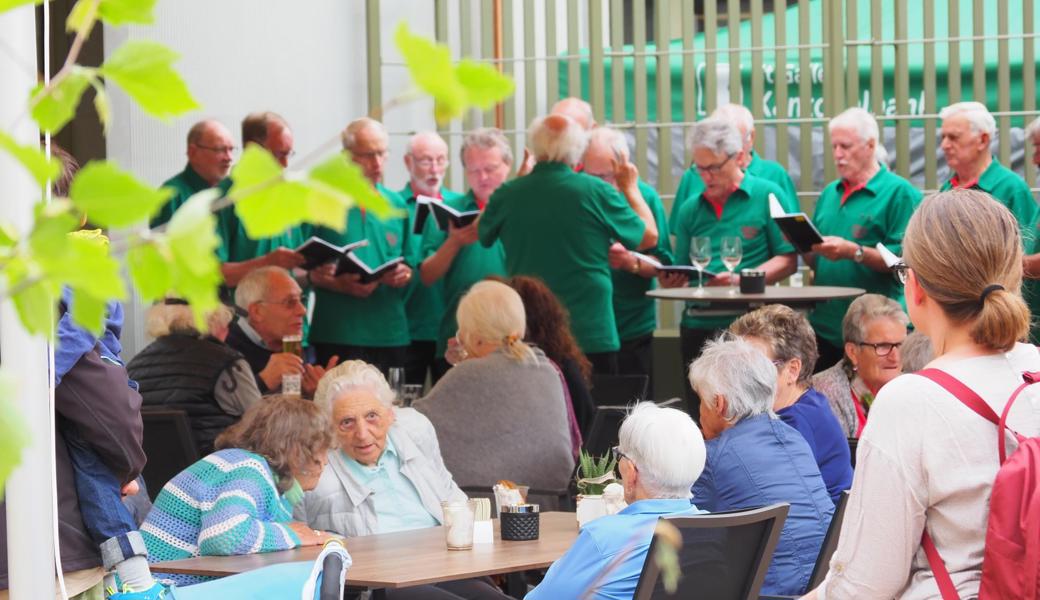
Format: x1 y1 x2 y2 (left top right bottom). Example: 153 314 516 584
575 450 618 527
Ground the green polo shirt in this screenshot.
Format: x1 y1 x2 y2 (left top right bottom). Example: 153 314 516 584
809 166 921 347
310 184 410 348
421 191 507 357
215 193 308 264
398 183 464 343
670 151 799 233
613 179 673 341
673 173 795 330
478 161 646 353
153 164 214 228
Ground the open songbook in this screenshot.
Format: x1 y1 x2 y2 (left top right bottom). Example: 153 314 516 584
413 195 480 234
295 237 369 271
335 254 405 283
876 242 902 267
631 251 719 279
769 193 824 254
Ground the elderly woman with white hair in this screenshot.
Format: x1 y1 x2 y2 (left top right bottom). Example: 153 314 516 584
297 360 510 600
660 116 797 417
526 402 706 600
478 113 657 374
127 300 261 454
690 337 833 597
806 106 920 368
414 280 577 506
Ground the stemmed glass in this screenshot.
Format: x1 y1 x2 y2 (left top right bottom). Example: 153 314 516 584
689 236 712 296
721 236 743 295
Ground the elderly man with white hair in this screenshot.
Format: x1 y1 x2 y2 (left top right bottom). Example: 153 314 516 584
689 337 832 597
479 114 659 373
525 402 706 600
583 126 672 393
297 360 510 600
661 116 796 416
670 102 800 226
805 107 920 368
398 131 464 387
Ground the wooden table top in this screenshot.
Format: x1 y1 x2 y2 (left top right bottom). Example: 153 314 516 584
153 512 579 589
647 285 865 304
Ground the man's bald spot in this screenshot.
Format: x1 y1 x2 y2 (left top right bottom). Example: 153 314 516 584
342 117 387 150
187 119 228 146
407 131 448 156
543 114 575 134
550 98 595 130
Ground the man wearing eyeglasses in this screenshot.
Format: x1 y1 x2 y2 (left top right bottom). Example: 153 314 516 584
398 132 463 386
805 107 919 369
152 119 236 228
226 266 338 397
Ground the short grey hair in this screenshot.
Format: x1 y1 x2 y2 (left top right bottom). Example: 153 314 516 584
461 127 514 166
829 106 888 163
586 127 630 162
841 293 910 344
341 117 387 151
313 360 396 413
688 336 776 423
1026 115 1040 141
145 302 233 338
618 402 706 499
901 330 934 373
405 131 447 157
939 101 996 138
710 103 754 142
233 266 293 310
686 117 743 157
527 114 589 166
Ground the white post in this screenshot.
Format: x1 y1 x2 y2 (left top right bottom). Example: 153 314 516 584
0 6 58 600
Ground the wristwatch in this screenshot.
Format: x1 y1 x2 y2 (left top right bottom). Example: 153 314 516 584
853 245 865 263
629 254 641 274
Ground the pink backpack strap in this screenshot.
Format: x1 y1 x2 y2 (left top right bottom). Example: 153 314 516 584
921 531 961 600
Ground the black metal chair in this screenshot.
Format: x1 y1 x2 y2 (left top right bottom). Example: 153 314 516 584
633 503 790 600
590 374 649 407
140 408 199 500
583 405 628 456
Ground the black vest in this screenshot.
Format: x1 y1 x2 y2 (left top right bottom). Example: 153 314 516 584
127 334 244 454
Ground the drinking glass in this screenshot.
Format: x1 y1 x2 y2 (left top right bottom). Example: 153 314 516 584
281 335 303 395
398 384 424 407
721 236 743 295
689 236 712 296
441 500 477 550
282 334 303 357
388 367 405 395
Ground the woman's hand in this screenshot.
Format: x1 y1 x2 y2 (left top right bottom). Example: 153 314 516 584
287 522 332 546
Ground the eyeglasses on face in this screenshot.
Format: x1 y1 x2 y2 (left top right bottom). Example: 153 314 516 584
194 143 238 155
610 445 629 465
413 156 449 169
352 149 389 161
259 295 304 310
272 149 296 161
855 341 903 357
892 262 910 285
694 153 735 176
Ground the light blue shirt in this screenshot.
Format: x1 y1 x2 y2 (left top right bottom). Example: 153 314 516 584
341 439 439 534
525 498 704 600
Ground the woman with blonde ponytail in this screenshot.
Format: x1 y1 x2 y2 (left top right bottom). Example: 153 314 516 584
414 281 577 508
803 189 1040 599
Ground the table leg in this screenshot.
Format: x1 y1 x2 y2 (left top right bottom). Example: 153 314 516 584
505 572 526 599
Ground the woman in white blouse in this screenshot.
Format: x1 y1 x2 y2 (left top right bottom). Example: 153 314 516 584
803 188 1040 599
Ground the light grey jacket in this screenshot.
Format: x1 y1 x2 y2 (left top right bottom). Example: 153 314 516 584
295 408 466 537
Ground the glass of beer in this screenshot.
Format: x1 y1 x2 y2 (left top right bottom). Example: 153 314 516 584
282 334 303 395
282 334 303 357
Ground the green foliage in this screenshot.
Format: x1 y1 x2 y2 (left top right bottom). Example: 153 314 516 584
126 241 171 303
309 154 399 221
99 40 199 119
0 0 42 13
0 130 61 188
6 258 53 337
652 521 683 593
69 161 172 228
0 373 31 501
161 189 223 325
96 0 156 26
30 69 94 134
576 450 618 495
394 23 514 124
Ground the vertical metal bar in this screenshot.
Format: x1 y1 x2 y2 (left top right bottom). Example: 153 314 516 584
997 0 1011 165
705 0 718 113
869 0 882 117
546 0 559 103
481 0 495 125
365 0 382 113
494 0 506 128
923 0 938 189
434 0 455 189
1024 0 1037 185
680 0 697 129
727 0 741 101
460 0 480 134
846 0 859 106
948 0 961 102
775 0 790 174
611 0 626 125
632 0 649 176
973 0 986 102
798 0 812 197
524 0 538 127
894 0 910 177
822 0 842 184
588 0 606 122
567 0 581 97
750 0 765 155
655 0 673 194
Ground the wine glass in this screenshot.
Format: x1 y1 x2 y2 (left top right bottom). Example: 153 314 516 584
721 236 743 295
388 367 405 396
689 236 712 296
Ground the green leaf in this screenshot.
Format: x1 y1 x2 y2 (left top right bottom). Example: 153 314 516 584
307 155 392 224
38 233 126 301
65 0 95 34
99 40 199 119
69 161 172 228
0 222 18 248
30 68 94 134
165 189 222 324
127 240 172 302
68 288 106 336
97 0 155 25
91 80 111 136
455 59 514 109
0 130 61 188
228 146 303 238
28 202 78 258
6 259 54 337
0 371 31 499
0 0 43 13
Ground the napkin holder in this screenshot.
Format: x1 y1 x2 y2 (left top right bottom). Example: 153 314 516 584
472 498 494 544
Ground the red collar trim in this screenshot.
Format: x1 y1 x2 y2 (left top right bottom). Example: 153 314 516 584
841 179 868 205
703 184 740 219
950 175 979 189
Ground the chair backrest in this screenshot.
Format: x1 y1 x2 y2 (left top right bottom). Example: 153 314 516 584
633 503 790 600
846 437 858 467
141 408 199 500
590 374 649 407
583 406 628 456
806 490 851 590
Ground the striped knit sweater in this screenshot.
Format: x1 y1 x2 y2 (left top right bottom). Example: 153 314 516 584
141 448 301 585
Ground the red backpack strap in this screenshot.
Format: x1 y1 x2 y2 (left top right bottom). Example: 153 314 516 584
916 368 1001 425
921 531 961 600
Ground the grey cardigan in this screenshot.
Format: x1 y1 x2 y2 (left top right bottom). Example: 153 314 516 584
295 408 466 537
413 348 575 494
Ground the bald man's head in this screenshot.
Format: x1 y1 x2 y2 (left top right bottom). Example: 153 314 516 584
342 118 389 185
404 131 449 197
551 98 595 130
186 120 234 185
